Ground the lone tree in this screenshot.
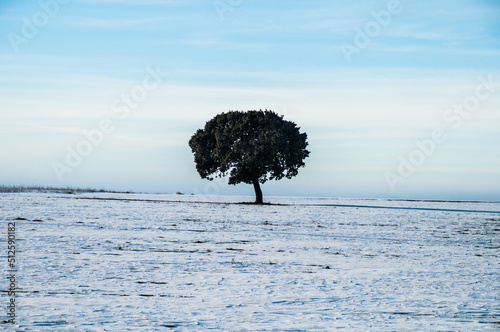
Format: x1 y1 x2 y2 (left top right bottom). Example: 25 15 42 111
188 110 310 204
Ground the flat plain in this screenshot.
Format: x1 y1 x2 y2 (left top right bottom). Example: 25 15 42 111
1 192 499 331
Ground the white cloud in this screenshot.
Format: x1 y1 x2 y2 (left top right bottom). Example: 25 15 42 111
75 0 183 5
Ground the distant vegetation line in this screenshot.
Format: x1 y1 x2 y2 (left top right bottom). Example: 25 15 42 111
0 185 134 194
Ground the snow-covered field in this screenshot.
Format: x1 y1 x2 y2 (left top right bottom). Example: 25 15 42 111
1 192 499 331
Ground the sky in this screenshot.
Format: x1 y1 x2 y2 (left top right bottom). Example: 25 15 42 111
1 0 499 200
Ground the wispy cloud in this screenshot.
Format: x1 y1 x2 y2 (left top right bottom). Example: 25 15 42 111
75 0 183 5
1 121 83 135
58 14 201 28
67 16 170 28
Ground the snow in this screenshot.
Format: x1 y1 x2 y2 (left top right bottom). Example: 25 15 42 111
1 192 499 331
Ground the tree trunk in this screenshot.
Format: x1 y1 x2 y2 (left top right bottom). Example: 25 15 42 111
252 179 263 204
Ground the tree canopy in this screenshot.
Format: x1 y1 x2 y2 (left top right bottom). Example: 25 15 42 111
188 110 310 203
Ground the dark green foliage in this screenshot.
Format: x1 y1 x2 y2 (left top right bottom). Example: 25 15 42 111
189 110 310 203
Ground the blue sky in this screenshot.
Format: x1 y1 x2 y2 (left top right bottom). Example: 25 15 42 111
1 0 499 200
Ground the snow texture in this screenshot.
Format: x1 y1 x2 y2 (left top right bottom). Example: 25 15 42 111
1 193 499 331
